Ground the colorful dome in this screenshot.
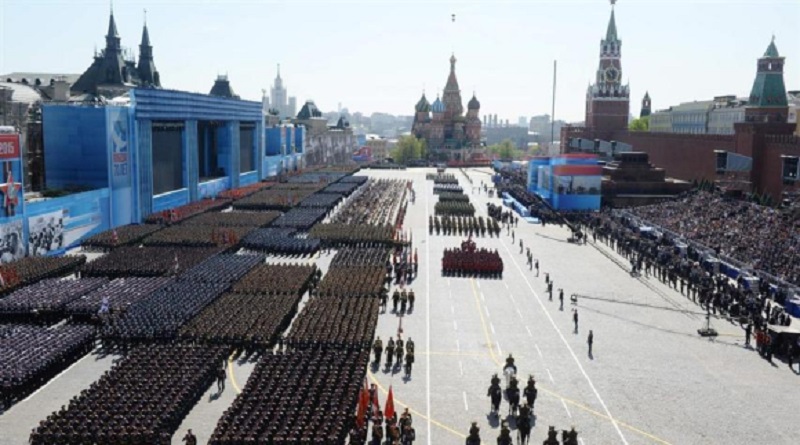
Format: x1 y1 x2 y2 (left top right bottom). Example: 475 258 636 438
468 94 480 110
431 95 445 113
415 94 431 112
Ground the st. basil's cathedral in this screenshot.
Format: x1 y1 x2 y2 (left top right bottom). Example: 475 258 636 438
411 54 483 161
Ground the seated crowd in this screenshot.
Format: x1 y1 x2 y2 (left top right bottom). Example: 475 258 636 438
628 190 800 287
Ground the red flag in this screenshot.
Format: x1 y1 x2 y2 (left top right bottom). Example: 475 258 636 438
384 386 395 420
356 386 369 428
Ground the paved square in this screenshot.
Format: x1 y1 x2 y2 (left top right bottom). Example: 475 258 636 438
2 167 798 445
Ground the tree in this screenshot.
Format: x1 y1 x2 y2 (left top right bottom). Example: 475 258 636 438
629 116 649 132
488 139 520 160
391 135 427 164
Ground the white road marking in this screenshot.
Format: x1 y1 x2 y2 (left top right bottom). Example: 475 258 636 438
459 360 464 376
490 322 496 334
463 391 469 411
425 179 432 445
21 346 97 402
477 281 481 289
547 368 555 382
579 439 586 445
496 341 503 356
516 307 523 319
535 344 543 358
456 339 461 351
526 325 533 337
561 399 573 418
480 291 485 302
501 239 629 444
485 306 490 317
509 292 516 303
503 281 509 289
453 320 458 331
451 305 455 315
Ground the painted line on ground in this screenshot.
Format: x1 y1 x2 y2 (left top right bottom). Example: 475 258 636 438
536 344 543 359
526 326 533 337
501 238 629 444
496 341 503 356
562 399 573 418
228 353 242 394
456 339 461 352
21 346 98 402
459 360 464 377
463 391 469 411
424 180 432 445
516 307 524 319
485 306 490 317
490 322 496 334
453 320 458 331
368 370 466 440
547 368 555 383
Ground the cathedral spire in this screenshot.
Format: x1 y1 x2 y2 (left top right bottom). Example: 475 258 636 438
107 4 119 38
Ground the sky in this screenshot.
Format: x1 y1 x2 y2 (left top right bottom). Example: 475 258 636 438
1 0 799 123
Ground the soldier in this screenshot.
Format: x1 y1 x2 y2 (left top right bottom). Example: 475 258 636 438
406 337 415 354
372 422 384 444
400 290 408 314
405 350 415 378
497 421 512 445
408 289 415 311
559 288 564 311
466 422 481 445
547 281 553 301
543 426 559 445
535 259 539 277
392 290 400 313
386 337 395 368
523 376 538 410
518 402 531 420
395 341 405 367
373 337 384 364
182 429 197 445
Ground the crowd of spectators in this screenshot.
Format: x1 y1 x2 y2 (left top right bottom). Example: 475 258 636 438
627 190 800 287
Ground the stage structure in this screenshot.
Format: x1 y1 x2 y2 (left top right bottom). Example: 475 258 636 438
527 154 602 211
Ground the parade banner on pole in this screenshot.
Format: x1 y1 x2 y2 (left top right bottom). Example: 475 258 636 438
384 386 395 419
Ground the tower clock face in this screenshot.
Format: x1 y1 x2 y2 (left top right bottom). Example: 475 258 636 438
605 68 618 82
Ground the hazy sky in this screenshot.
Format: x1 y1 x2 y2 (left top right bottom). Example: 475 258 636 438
1 0 798 122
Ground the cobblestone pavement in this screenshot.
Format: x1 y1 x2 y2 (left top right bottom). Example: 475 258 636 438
2 168 799 445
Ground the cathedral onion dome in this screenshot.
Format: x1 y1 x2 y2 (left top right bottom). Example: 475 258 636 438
415 94 431 112
468 94 480 110
431 95 445 113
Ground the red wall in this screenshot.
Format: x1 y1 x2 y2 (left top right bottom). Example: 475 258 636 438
611 131 735 183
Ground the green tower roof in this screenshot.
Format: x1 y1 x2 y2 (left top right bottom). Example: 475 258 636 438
764 37 780 58
606 8 618 41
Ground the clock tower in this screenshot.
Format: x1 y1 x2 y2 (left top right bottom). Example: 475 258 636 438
585 0 630 138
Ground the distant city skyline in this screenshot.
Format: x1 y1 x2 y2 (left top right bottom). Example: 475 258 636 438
1 0 798 122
